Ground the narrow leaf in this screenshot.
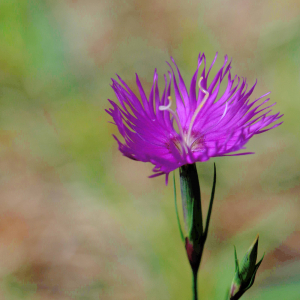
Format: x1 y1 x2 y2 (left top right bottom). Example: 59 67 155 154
203 162 217 240
234 246 239 273
173 172 185 242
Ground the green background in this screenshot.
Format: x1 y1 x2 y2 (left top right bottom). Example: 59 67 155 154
0 0 299 299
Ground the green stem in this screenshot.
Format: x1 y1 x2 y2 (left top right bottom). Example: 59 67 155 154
177 163 217 300
192 269 198 300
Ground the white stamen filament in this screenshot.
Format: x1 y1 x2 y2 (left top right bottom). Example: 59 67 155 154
159 96 188 154
218 101 228 124
186 77 210 144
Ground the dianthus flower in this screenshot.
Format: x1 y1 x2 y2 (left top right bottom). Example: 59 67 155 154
106 53 283 184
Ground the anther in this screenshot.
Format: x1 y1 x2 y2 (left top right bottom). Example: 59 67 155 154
159 96 172 111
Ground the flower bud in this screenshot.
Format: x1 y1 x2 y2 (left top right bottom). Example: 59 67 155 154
230 235 264 300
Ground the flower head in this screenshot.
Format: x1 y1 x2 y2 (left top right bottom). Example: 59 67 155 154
106 53 283 184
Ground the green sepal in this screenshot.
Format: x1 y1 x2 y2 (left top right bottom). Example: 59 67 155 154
245 253 265 290
239 234 259 282
179 164 203 245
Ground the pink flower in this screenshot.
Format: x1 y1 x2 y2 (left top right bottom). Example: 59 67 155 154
106 53 283 184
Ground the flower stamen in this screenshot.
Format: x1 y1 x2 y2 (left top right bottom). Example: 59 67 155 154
158 99 172 111
159 96 188 154
218 101 228 124
186 77 210 144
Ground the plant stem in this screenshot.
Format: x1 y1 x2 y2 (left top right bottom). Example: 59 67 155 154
192 269 198 300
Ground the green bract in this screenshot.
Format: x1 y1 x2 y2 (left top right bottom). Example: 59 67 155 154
230 235 264 300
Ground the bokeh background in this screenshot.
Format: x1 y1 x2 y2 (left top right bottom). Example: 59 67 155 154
0 0 299 299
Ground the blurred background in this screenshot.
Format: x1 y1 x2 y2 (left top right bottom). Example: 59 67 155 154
0 0 299 299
